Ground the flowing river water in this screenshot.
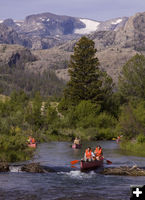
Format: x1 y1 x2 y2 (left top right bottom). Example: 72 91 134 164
0 141 145 200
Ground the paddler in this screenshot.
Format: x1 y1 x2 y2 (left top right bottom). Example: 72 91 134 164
116 136 121 143
27 136 32 144
84 147 95 162
74 137 81 145
94 145 103 160
31 137 36 144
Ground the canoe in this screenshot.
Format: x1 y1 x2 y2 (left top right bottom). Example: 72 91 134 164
116 138 121 143
72 143 82 149
80 159 103 171
28 143 36 148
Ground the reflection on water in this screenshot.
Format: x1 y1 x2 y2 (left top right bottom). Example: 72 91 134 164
0 141 145 200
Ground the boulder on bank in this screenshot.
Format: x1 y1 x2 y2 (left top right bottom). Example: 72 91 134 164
0 162 9 172
21 163 45 173
21 163 56 173
102 166 145 176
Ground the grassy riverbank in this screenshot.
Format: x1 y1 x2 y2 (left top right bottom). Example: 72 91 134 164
120 140 145 157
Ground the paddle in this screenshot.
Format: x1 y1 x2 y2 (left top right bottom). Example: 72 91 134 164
104 158 112 164
70 160 80 165
70 158 112 165
101 156 112 164
71 165 77 168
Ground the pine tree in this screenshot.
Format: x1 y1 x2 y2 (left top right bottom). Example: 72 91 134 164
119 54 145 100
63 36 104 107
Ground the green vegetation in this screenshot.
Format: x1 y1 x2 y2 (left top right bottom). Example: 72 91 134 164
58 36 116 140
59 36 114 110
119 54 145 101
120 140 145 157
117 54 145 155
0 37 145 161
0 65 65 97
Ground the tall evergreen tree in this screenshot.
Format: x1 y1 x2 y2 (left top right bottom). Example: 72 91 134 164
119 54 145 100
62 36 104 108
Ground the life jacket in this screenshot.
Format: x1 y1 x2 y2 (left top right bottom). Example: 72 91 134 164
85 149 92 159
32 138 35 144
94 147 102 157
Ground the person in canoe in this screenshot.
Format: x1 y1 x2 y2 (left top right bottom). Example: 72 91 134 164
84 147 95 162
31 137 36 144
74 137 81 145
27 136 32 144
116 135 122 143
27 136 36 144
94 145 103 160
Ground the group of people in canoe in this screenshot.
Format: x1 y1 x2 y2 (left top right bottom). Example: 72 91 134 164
27 136 36 148
73 137 103 161
84 145 103 162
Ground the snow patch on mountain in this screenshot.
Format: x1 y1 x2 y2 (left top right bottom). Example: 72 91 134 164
16 23 21 26
111 19 122 25
14 20 24 23
0 20 3 23
75 19 100 34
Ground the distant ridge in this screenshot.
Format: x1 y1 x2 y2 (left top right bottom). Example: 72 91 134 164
0 12 128 49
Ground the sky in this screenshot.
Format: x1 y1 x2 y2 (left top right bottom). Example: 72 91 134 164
0 0 145 21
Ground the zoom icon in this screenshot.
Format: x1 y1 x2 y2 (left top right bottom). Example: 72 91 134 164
130 185 145 200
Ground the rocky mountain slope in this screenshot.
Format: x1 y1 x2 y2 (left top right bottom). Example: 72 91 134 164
26 12 145 84
0 44 65 96
0 12 128 50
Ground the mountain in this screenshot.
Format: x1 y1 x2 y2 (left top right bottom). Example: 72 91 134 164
26 12 145 85
0 23 23 45
0 12 128 50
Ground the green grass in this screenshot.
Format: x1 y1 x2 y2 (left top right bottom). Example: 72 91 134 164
120 140 145 157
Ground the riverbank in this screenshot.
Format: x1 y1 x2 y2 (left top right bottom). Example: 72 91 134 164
120 140 145 157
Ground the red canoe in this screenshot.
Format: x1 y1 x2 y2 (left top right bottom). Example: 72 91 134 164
72 143 82 149
28 143 37 148
80 159 103 171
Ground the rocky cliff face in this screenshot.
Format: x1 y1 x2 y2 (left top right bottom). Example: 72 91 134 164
118 12 145 51
0 23 32 48
22 12 85 36
0 44 36 68
0 23 23 45
91 12 145 51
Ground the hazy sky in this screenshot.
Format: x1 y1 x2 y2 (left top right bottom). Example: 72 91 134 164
0 0 145 21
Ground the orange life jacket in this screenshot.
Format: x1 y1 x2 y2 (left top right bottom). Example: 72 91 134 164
85 149 92 159
32 138 35 144
94 147 102 157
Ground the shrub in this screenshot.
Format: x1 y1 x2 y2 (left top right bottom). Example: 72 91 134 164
137 134 145 143
115 101 145 139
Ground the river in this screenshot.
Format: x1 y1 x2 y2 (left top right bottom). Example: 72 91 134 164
0 141 145 200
